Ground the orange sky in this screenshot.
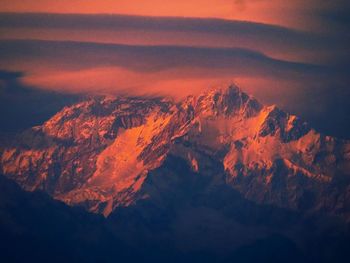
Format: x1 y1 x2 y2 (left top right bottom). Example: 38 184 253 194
0 0 330 30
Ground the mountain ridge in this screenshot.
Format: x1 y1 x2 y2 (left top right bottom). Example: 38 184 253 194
1 84 349 218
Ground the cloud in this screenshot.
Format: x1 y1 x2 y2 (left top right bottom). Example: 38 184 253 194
1 38 349 140
0 39 331 92
0 0 341 30
0 9 349 138
0 39 327 72
0 12 347 63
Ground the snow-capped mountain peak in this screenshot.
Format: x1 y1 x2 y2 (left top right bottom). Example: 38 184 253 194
1 85 349 217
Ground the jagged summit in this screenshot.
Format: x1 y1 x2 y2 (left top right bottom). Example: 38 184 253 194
204 83 242 96
1 84 349 217
194 84 262 118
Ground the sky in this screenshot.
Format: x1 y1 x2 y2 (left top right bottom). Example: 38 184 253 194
0 0 349 138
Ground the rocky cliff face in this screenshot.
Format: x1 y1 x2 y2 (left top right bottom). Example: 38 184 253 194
1 85 350 218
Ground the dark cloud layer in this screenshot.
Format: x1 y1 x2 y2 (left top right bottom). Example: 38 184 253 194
0 39 327 77
0 12 314 34
0 12 348 64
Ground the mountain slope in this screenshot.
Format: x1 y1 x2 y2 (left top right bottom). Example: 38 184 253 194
1 85 350 218
4 171 350 263
0 175 134 263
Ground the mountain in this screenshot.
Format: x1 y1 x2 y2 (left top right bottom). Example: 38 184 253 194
0 175 132 263
1 84 350 262
1 85 350 219
3 171 349 263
